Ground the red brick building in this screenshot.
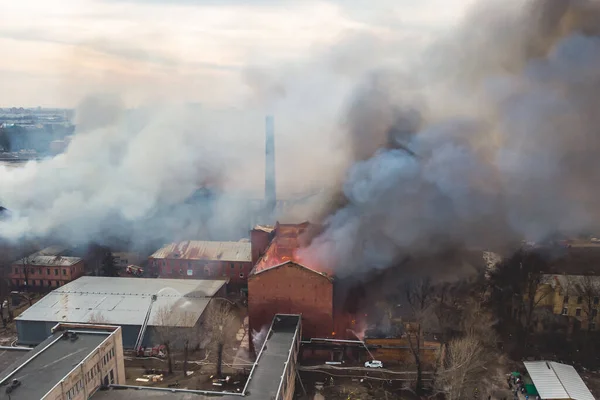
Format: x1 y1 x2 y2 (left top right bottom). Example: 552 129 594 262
10 247 85 290
248 222 337 339
149 240 252 288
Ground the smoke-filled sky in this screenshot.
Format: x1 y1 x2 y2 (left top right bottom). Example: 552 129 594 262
0 0 470 107
0 0 474 247
299 0 600 276
3 0 600 278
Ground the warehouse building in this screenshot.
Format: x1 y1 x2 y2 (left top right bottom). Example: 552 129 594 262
149 240 252 290
14 276 228 347
0 322 126 400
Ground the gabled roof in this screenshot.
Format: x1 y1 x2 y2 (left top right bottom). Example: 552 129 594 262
249 260 332 281
523 361 594 400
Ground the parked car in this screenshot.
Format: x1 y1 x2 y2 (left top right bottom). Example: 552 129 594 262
364 360 383 368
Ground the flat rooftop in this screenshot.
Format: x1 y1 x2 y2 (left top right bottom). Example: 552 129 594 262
0 349 30 375
244 314 300 399
16 276 228 327
0 330 111 400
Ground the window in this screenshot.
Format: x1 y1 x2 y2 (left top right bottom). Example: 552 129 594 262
594 297 599 305
239 264 243 270
62 269 67 275
577 296 583 304
564 296 569 304
576 308 582 317
54 269 59 276
591 322 597 330
593 309 598 317
230 263 234 269
47 268 50 275
14 267 18 274
30 268 34 275
179 268 183 275
38 268 42 275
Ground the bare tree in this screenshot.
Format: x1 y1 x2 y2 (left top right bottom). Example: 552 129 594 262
153 305 178 375
18 255 33 305
203 299 238 378
88 311 110 324
434 334 487 400
404 278 435 396
152 304 199 376
569 276 600 332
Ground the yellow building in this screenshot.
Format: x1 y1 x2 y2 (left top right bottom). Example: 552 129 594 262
533 274 600 331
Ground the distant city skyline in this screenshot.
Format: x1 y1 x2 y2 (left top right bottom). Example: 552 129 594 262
0 0 472 108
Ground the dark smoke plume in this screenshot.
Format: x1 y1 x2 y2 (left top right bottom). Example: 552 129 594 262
299 0 600 277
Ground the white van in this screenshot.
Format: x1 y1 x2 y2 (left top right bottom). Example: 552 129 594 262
364 360 383 368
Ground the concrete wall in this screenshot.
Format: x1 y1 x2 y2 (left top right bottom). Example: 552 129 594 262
248 263 333 339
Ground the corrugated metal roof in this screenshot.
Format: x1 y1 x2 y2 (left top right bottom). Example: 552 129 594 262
150 241 251 262
16 276 228 327
14 255 81 267
524 361 594 400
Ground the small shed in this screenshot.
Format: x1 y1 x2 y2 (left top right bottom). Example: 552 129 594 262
523 361 594 400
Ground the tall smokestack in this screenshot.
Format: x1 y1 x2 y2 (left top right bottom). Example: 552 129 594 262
265 115 276 212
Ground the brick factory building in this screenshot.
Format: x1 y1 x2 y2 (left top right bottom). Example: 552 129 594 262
149 240 252 289
248 222 337 339
9 246 85 290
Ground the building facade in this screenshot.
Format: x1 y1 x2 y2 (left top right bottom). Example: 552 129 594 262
537 275 600 331
149 241 252 288
9 247 85 290
248 261 333 339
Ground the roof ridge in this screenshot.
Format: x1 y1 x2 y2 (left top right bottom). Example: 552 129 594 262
548 362 572 398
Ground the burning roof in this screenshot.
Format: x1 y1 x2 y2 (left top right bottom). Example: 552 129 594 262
150 240 252 263
251 221 329 275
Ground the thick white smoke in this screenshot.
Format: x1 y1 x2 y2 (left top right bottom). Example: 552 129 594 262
299 0 600 276
0 95 346 246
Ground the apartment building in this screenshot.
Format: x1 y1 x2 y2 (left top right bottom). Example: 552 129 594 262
0 322 125 400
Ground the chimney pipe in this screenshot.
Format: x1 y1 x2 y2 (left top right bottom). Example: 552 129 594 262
265 115 276 212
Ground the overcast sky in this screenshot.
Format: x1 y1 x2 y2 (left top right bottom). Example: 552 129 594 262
0 0 474 107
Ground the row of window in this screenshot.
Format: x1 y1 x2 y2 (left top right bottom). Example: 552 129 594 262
12 279 64 287
159 267 245 279
563 295 600 305
65 379 84 400
14 267 69 276
561 307 599 318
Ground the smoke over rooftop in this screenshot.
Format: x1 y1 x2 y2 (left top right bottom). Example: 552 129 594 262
299 0 600 277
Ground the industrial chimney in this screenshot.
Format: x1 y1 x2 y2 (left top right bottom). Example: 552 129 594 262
265 115 276 212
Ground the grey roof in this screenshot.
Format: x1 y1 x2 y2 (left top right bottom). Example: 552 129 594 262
12 246 79 266
16 276 228 327
524 361 594 400
0 330 110 400
0 349 30 376
545 274 600 294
